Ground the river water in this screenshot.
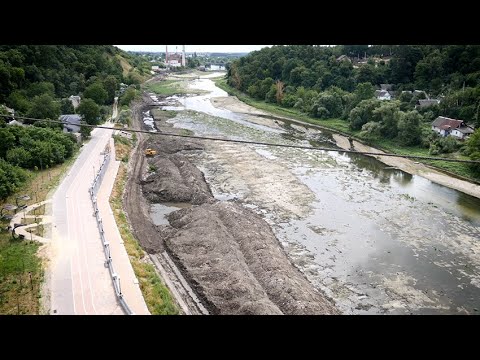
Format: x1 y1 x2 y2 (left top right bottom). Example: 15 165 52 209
153 77 480 314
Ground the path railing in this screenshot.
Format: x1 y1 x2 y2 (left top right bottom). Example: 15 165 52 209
89 143 134 315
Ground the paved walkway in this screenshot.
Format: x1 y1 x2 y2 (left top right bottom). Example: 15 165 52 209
50 124 123 315
9 200 51 243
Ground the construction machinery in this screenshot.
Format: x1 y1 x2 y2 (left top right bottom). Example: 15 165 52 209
145 148 157 157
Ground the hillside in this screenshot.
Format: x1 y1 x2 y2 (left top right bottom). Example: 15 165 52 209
226 45 480 177
0 45 149 114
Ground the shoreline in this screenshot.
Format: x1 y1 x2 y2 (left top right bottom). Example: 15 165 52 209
211 95 480 200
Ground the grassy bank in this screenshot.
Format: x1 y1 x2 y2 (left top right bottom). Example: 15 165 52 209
110 135 179 315
144 77 208 97
215 78 476 181
0 152 78 314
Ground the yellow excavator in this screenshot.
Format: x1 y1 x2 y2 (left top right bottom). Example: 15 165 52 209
145 148 157 157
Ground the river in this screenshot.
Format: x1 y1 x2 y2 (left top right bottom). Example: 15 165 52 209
152 76 480 314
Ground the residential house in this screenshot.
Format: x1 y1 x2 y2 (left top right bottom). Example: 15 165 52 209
59 114 83 143
69 95 81 109
431 116 474 139
208 64 225 71
416 99 440 109
413 90 428 98
60 114 81 133
7 119 25 127
380 84 394 91
1 105 15 122
375 89 392 101
336 55 351 62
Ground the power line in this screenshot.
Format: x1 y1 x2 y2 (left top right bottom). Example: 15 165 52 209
2 113 480 164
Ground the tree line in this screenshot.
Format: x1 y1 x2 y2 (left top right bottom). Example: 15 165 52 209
0 126 77 199
0 45 145 200
226 45 480 174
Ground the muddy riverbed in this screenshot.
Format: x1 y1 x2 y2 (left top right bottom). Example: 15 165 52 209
148 76 480 314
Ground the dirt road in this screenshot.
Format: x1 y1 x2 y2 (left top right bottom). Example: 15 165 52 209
123 99 162 254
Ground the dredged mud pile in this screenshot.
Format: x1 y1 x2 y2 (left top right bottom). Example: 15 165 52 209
142 137 213 205
142 132 338 314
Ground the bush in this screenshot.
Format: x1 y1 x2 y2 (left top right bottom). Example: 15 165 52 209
429 136 459 155
0 126 77 170
0 159 28 200
119 87 137 107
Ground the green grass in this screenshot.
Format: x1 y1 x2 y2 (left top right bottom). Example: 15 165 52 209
145 78 208 97
151 109 178 121
110 138 179 315
0 149 79 314
144 80 190 96
216 78 478 182
0 236 42 314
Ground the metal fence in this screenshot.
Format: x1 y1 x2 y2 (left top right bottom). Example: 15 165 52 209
89 144 134 315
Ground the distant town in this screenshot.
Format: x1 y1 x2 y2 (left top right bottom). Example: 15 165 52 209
129 46 244 73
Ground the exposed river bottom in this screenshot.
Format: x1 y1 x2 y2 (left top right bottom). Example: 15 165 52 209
142 77 480 314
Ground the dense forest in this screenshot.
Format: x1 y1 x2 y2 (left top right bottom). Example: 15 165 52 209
0 45 148 122
226 45 480 173
0 45 145 199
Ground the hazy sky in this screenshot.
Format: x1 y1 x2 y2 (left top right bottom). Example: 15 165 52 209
115 45 271 53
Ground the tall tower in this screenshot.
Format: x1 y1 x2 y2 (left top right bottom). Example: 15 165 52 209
165 45 168 65
182 45 186 67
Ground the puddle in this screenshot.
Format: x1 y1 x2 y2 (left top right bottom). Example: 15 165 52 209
150 202 192 225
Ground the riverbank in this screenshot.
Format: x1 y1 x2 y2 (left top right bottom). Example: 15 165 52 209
214 79 480 200
110 133 179 315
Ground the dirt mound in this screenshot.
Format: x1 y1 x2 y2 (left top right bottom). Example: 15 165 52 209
163 202 338 315
142 151 214 205
149 136 205 154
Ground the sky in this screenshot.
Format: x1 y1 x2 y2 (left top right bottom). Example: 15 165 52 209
115 45 271 53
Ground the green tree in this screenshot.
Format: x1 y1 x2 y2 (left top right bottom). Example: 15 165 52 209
6 147 32 167
26 93 61 123
103 75 118 104
26 81 55 98
265 84 277 103
77 98 100 125
372 100 401 138
465 129 480 174
0 158 27 200
349 98 382 130
359 121 382 141
397 110 423 145
83 82 108 105
61 98 74 114
7 90 31 114
119 87 137 106
354 82 375 102
0 127 15 158
430 136 458 155
80 121 92 139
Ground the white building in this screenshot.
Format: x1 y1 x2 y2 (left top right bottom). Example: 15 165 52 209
431 116 474 140
375 90 392 101
69 95 81 109
165 45 186 68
